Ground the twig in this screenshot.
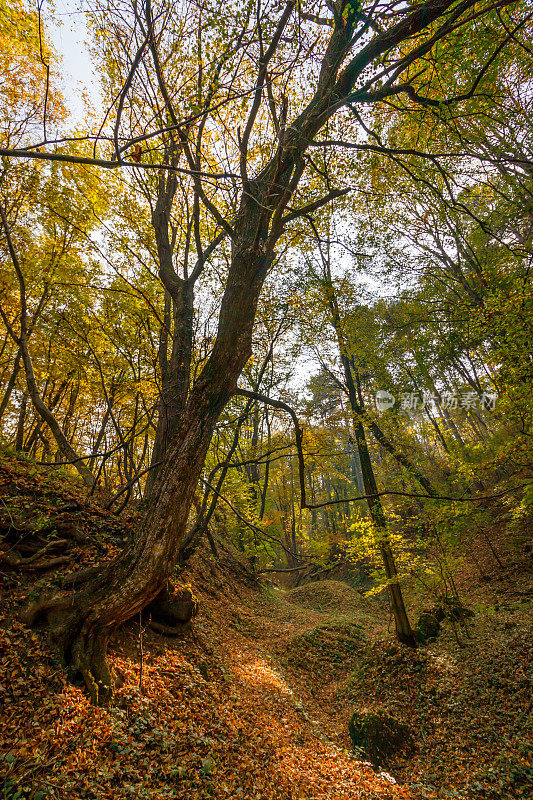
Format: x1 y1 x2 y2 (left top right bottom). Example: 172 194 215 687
138 612 147 694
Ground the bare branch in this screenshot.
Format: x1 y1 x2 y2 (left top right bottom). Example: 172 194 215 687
281 186 350 224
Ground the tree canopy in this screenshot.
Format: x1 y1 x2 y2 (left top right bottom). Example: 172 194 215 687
0 0 531 707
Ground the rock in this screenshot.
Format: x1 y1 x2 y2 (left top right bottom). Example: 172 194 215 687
146 582 199 635
198 661 210 680
435 595 474 622
416 611 441 643
348 709 414 767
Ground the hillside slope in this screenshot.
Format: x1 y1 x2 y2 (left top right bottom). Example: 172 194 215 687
1 453 532 800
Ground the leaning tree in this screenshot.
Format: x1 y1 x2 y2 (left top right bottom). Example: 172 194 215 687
1 0 524 703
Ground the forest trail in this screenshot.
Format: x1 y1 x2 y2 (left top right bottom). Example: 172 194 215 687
173 577 408 800
1 536 411 800
169 569 533 800
201 580 385 759
2 547 532 800
1 460 531 800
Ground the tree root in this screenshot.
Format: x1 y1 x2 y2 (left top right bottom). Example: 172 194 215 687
22 593 114 706
21 593 74 627
0 539 70 569
60 565 101 587
21 574 197 706
70 626 113 706
23 555 71 570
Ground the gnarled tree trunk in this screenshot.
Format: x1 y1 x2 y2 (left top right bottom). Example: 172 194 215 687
20 0 487 702
145 279 195 498
25 217 274 704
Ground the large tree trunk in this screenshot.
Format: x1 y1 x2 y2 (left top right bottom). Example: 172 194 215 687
142 144 209 500
25 391 223 703
20 0 484 702
25 238 272 704
145 280 195 498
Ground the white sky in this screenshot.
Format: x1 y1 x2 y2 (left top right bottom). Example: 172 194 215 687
42 0 388 396
47 0 101 123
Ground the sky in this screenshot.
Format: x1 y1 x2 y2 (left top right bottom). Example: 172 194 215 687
47 0 101 123
40 0 387 396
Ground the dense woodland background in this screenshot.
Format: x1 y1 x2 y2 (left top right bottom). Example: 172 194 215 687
0 0 532 797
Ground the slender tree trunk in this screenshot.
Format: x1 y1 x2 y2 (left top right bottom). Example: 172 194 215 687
438 395 468 454
425 406 450 454
308 468 318 537
19 339 95 487
366 416 437 496
89 406 112 471
0 346 22 423
259 408 271 520
326 297 415 642
352 416 416 646
15 391 27 451
248 407 261 500
0 205 95 487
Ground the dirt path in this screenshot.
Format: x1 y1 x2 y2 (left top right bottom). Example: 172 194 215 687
0 575 410 800
4 570 530 799
183 583 409 800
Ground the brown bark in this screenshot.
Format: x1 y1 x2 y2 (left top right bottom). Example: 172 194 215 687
146 280 194 495
144 152 226 497
350 415 416 647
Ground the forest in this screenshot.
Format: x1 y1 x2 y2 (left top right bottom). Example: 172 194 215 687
0 0 532 798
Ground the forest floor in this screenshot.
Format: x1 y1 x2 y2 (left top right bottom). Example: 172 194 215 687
1 452 532 800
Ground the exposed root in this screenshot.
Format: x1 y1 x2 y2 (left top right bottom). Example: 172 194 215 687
20 569 188 707
22 555 70 570
22 592 115 706
397 631 418 649
1 539 70 568
70 626 113 706
21 594 73 627
60 565 101 587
